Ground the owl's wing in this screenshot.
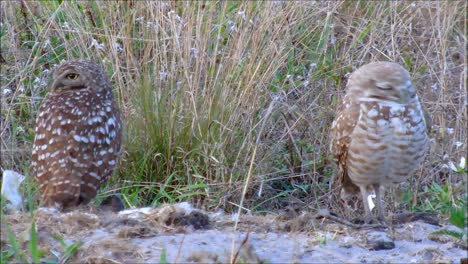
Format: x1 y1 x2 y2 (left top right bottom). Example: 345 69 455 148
330 95 360 195
40 132 82 208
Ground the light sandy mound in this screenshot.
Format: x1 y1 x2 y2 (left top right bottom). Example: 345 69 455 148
1 203 465 263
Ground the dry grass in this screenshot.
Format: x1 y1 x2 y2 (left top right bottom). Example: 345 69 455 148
1 1 466 218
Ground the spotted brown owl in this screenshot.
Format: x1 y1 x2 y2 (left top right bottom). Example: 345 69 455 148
30 60 122 209
330 61 428 224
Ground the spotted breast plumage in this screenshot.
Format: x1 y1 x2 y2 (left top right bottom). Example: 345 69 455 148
330 61 429 223
30 60 122 209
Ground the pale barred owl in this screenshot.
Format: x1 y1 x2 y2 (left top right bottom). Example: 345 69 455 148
330 61 428 223
31 60 122 209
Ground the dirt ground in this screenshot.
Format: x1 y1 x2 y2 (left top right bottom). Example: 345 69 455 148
1 202 466 263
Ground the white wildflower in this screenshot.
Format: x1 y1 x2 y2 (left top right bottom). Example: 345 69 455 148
368 193 376 211
3 88 12 96
114 42 123 52
168 10 183 23
237 11 246 20
62 22 71 30
146 21 155 28
330 34 336 45
444 157 466 173
33 77 47 88
43 39 50 48
90 38 104 51
460 157 466 169
442 153 449 160
159 71 169 79
190 48 198 59
227 21 238 33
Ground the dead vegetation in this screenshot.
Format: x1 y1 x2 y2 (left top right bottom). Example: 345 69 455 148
0 1 466 262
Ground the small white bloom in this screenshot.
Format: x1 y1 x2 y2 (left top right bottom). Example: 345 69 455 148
136 16 145 22
114 42 123 52
159 71 169 79
455 141 463 148
91 38 105 51
445 157 466 173
33 77 47 87
459 157 466 169
447 128 454 134
43 39 51 48
167 11 182 23
237 11 246 20
443 153 449 160
190 48 198 59
448 161 458 172
367 193 376 211
330 34 336 45
3 88 12 96
62 22 71 29
227 21 238 32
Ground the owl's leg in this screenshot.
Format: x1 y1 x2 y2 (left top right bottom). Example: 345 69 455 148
359 185 374 224
373 183 386 224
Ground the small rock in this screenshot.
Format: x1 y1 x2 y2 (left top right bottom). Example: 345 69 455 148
100 194 125 212
365 231 395 250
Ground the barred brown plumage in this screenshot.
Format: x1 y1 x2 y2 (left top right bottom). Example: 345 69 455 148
330 61 429 224
30 60 122 209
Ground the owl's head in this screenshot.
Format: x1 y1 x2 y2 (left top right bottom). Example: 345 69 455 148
50 60 111 93
347 61 416 104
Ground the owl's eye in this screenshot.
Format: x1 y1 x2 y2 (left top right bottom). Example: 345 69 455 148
66 73 79 80
375 81 393 90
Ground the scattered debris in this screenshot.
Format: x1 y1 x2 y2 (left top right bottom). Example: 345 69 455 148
1 170 26 211
1 203 465 263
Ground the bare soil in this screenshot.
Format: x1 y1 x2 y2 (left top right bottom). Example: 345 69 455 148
1 203 465 263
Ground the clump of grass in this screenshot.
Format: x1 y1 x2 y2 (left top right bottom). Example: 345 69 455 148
1 1 466 218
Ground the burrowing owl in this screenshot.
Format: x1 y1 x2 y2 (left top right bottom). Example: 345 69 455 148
31 60 122 209
330 61 428 223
